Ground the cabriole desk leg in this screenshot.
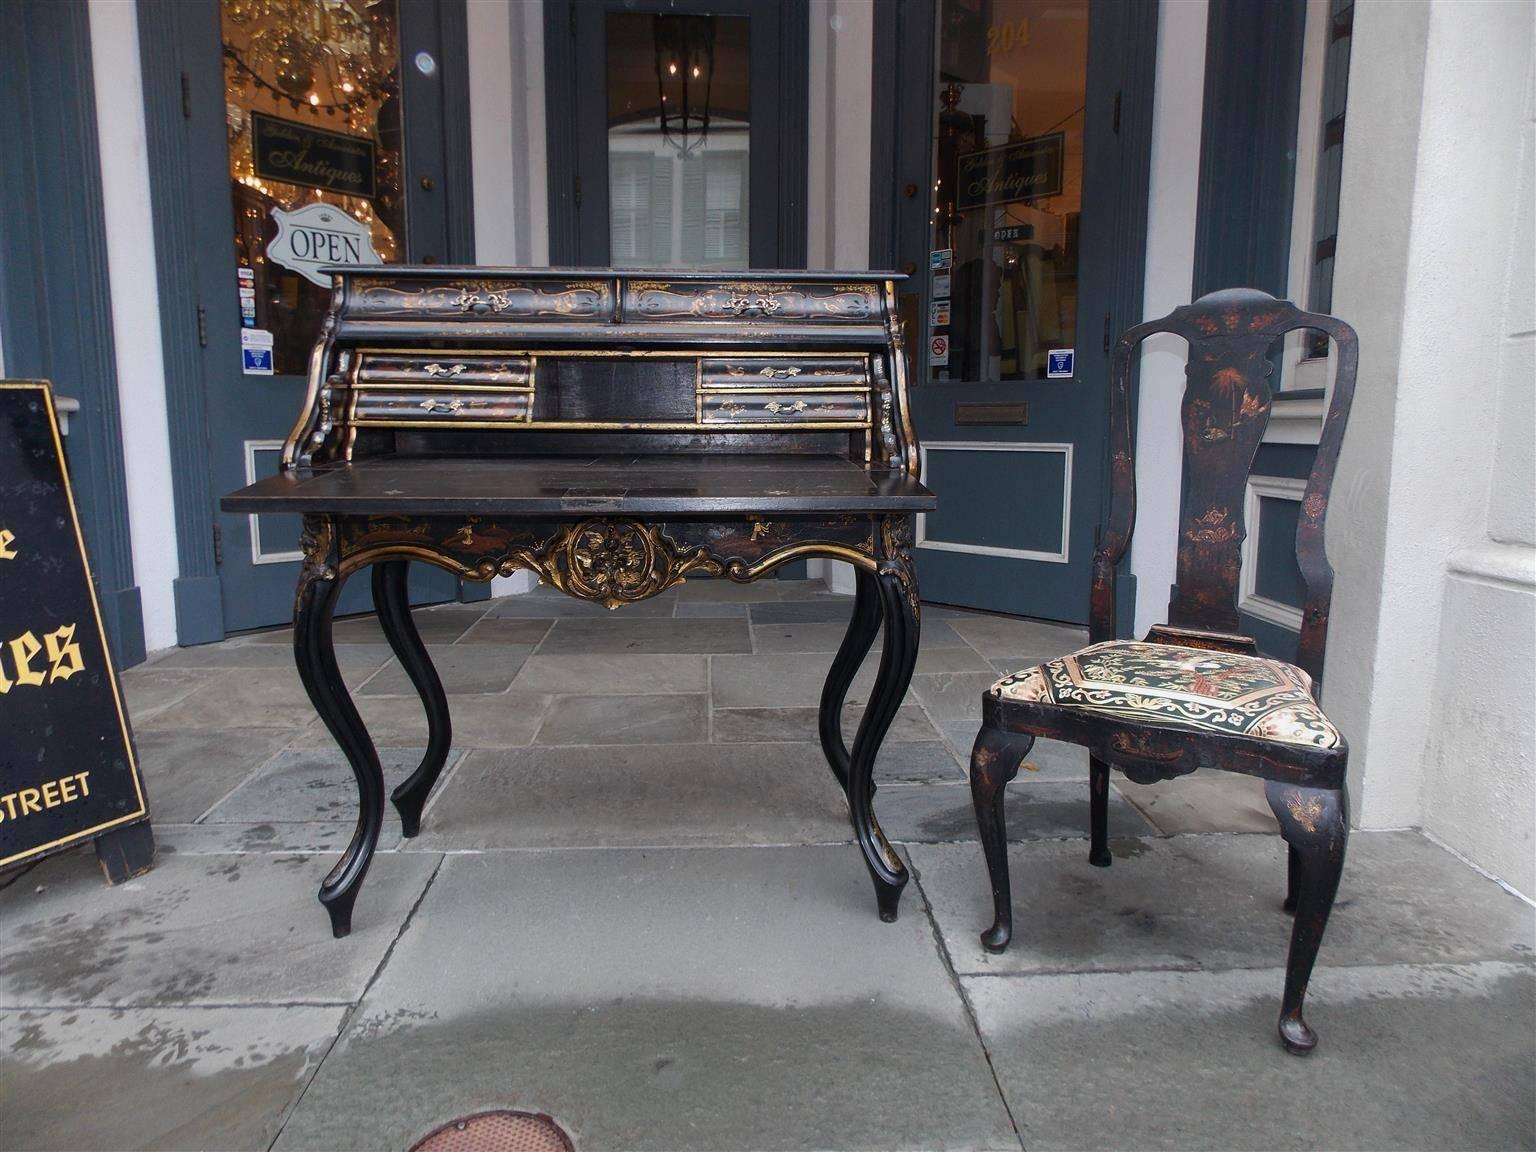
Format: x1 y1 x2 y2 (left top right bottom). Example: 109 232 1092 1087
372 560 452 837
817 567 882 795
293 522 385 938
845 556 920 921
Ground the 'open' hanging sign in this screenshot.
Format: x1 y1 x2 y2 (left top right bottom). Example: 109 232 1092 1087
268 203 382 289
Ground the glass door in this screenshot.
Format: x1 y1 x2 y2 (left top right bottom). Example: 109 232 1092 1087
910 0 1113 624
187 0 466 634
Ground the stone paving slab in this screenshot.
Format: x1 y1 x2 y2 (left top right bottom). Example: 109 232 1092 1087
710 652 878 708
409 744 851 850
486 591 678 618
535 693 710 745
0 848 438 1007
201 747 462 826
710 703 938 744
0 1004 347 1152
943 614 1086 658
910 832 1536 978
286 690 552 748
120 667 213 720
907 671 1009 721
272 847 1019 1152
360 644 534 695
135 668 328 731
966 961 1536 1151
154 821 384 856
456 617 556 644
1118 769 1281 834
538 617 753 654
747 598 861 624
750 619 969 652
146 641 395 674
879 781 1155 844
511 652 711 694
133 728 292 823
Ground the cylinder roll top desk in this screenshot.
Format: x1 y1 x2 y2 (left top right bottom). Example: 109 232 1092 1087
223 268 936 936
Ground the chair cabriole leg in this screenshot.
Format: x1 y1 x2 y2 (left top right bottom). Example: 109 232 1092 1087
1265 780 1348 1055
1088 755 1112 867
970 726 1032 952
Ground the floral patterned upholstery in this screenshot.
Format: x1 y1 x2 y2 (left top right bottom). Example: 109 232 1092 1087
991 640 1342 749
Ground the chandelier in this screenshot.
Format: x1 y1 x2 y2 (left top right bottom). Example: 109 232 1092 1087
223 0 396 115
653 14 716 156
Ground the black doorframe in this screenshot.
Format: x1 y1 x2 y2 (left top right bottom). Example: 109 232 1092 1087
137 0 476 645
0 0 145 667
870 0 1157 630
544 0 809 269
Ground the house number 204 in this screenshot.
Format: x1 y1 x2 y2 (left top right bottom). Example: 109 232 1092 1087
986 17 1030 55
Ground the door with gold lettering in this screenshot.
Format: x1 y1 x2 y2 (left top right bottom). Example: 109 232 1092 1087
183 0 472 634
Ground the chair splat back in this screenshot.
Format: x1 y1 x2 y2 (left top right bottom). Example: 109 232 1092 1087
1096 289 1359 686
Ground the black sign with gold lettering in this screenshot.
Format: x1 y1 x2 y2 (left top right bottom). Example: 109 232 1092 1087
251 112 378 200
955 132 1065 211
0 382 149 870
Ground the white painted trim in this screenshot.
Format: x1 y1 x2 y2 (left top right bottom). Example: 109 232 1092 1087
89 0 181 652
1270 0 1335 446
917 441 1073 564
1240 474 1307 629
1266 392 1328 444
243 440 303 565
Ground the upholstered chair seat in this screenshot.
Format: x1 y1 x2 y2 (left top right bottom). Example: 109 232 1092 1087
990 641 1343 751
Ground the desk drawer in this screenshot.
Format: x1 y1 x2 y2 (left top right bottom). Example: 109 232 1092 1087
700 390 869 425
699 355 868 390
355 353 534 389
352 388 532 425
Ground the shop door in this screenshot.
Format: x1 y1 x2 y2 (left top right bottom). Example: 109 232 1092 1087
181 0 467 634
910 0 1132 624
552 0 807 269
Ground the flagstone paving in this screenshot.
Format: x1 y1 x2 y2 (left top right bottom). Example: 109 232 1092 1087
2 578 1532 1151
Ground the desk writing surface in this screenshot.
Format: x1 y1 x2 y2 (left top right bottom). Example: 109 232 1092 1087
223 454 937 516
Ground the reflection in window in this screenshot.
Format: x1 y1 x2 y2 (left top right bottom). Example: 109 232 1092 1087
223 0 404 375
930 0 1088 382
607 13 750 268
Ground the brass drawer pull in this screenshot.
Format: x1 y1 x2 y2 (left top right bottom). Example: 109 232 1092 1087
418 398 465 415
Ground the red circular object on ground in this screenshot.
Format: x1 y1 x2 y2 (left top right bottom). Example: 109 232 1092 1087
410 1110 574 1152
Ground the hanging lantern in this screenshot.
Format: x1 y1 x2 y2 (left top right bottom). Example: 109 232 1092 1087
653 14 715 157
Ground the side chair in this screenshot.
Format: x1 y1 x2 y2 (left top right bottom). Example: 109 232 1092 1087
968 288 1359 1055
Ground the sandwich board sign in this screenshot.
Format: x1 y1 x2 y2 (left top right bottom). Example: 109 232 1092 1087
0 381 153 881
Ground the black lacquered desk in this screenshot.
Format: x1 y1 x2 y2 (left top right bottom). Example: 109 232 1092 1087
223 268 936 937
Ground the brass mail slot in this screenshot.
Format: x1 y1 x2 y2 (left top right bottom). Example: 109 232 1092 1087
954 402 1028 425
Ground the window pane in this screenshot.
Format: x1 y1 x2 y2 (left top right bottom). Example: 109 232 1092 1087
223 0 405 375
930 0 1089 382
607 13 750 269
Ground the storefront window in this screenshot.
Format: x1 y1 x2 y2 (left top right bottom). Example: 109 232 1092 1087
222 0 405 375
606 13 751 268
929 0 1088 382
